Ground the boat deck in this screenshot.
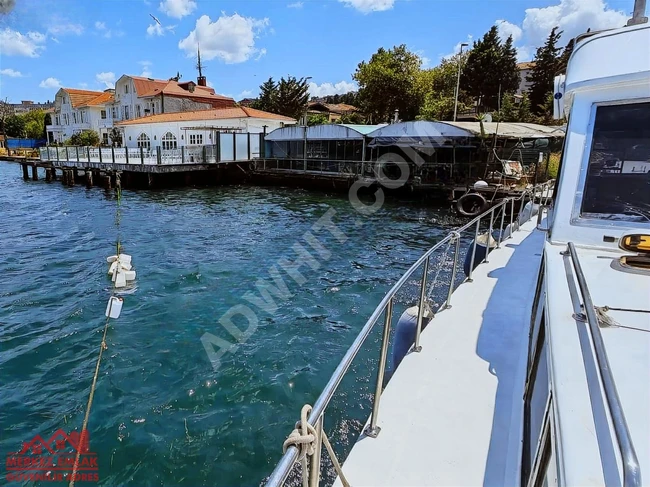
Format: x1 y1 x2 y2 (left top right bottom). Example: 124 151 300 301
337 218 544 486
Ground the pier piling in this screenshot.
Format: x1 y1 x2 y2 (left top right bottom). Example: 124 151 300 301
31 165 38 181
86 169 93 188
45 168 53 182
22 164 29 180
104 175 112 190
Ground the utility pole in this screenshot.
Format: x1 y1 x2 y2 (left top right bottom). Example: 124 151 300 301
453 43 469 122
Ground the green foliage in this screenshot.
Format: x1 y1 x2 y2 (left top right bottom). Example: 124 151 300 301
250 76 310 120
527 27 563 114
25 120 42 139
319 92 359 106
70 130 100 147
461 27 520 112
416 53 470 120
336 112 365 124
4 115 26 137
557 38 574 75
252 77 277 113
353 44 423 123
308 114 329 126
495 93 533 123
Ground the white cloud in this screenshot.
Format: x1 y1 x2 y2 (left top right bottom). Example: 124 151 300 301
95 21 106 30
147 22 175 37
441 35 473 60
159 0 196 19
96 72 116 88
287 1 303 7
178 13 270 64
0 28 46 57
521 0 627 48
255 48 267 61
309 80 357 97
496 0 628 61
39 77 62 89
79 82 89 88
496 19 523 43
95 20 125 39
139 61 153 77
47 22 84 36
338 0 395 13
237 89 253 99
0 68 24 77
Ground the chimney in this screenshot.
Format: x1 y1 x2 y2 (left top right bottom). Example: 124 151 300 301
196 44 207 86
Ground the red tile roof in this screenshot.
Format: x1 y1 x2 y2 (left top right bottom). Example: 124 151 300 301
63 88 114 108
115 106 296 126
128 76 233 102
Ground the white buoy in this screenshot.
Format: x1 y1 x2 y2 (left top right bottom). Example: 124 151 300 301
106 255 118 263
118 254 132 264
115 270 127 288
105 296 123 319
124 270 136 281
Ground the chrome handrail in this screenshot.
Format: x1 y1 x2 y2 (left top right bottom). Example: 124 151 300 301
566 242 641 487
266 180 555 487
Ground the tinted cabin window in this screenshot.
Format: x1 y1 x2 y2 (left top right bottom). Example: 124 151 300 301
523 316 550 484
582 102 650 222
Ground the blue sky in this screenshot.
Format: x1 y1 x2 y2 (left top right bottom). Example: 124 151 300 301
0 0 638 103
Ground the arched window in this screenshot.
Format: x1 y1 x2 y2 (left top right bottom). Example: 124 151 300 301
161 132 177 150
137 133 150 149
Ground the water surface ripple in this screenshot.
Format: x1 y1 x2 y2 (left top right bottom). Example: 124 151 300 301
0 163 463 486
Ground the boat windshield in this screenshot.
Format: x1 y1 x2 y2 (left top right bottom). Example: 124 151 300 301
581 101 650 223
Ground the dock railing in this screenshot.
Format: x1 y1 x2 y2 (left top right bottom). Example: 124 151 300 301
265 179 555 487
38 133 263 166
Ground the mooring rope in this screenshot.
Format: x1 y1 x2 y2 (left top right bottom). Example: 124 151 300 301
282 404 351 487
69 184 123 487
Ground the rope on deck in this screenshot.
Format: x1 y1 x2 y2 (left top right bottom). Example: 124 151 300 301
69 186 123 487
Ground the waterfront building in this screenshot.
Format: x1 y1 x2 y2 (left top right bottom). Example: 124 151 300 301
46 88 115 144
516 61 536 95
115 106 295 149
10 100 55 114
307 101 360 122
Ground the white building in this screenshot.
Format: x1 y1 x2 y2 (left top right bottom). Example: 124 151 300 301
46 88 114 144
516 61 536 95
116 106 296 149
109 75 235 123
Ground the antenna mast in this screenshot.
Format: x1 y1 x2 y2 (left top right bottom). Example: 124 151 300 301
196 44 207 87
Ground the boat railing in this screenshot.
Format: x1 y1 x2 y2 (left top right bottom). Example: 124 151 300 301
266 179 555 487
564 242 641 487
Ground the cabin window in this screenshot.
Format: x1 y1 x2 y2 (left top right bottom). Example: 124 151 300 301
581 101 650 223
161 132 177 150
101 110 107 120
189 134 203 145
522 310 550 484
137 133 151 149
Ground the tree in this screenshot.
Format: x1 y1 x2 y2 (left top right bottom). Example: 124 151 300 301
22 110 46 139
336 112 365 124
109 127 123 147
252 77 277 113
462 26 518 112
416 53 470 120
4 115 25 137
353 44 423 123
275 76 310 120
557 38 574 75
0 99 13 143
70 130 100 146
43 113 52 139
308 114 329 126
527 27 563 114
498 35 521 104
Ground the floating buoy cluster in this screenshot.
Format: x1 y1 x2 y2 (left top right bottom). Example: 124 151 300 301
107 254 136 289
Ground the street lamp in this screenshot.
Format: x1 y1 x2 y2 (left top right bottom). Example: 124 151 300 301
453 42 469 122
302 76 313 126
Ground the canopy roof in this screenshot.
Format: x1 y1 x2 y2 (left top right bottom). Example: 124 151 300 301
265 124 387 141
367 121 473 147
442 121 566 138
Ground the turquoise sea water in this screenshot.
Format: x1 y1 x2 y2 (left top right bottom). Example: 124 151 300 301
0 163 462 486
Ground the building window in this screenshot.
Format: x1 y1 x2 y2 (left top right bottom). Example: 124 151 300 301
124 84 129 94
55 116 60 125
73 112 77 123
111 107 118 119
137 133 151 149
102 133 109 145
101 110 107 119
189 134 203 145
124 106 130 120
136 105 141 118
161 132 177 150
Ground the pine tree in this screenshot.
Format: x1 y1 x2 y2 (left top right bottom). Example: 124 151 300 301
275 76 310 120
527 27 563 114
557 38 574 75
498 35 521 100
461 26 510 113
252 77 277 113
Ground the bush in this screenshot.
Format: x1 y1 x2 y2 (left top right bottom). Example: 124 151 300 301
536 152 561 180
69 130 100 147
